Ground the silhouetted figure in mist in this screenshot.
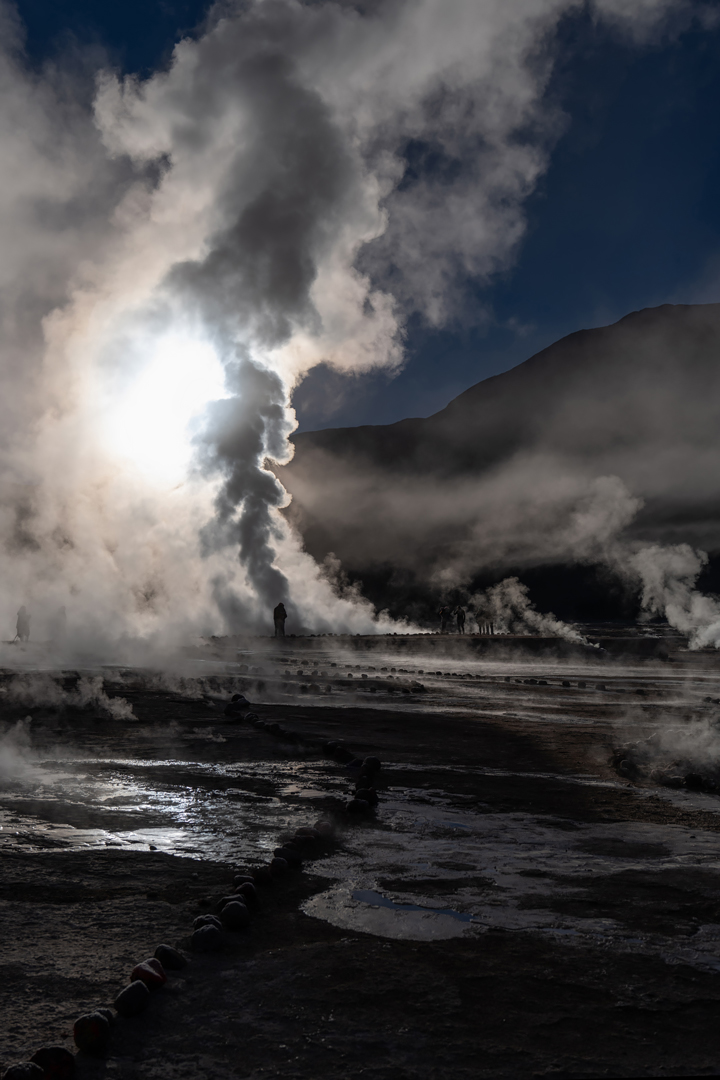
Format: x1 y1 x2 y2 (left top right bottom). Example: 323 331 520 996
274 603 287 638
439 607 451 633
455 606 466 634
16 606 30 642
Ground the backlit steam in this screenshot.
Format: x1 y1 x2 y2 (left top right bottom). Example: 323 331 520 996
104 335 228 483
470 578 587 643
0 0 688 651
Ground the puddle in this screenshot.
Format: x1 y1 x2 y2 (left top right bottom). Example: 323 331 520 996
298 786 720 971
305 884 483 941
352 889 479 923
278 783 329 799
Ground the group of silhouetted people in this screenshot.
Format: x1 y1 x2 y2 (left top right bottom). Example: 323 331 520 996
438 605 466 634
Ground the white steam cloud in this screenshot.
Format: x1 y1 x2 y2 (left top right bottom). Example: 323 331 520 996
470 577 587 642
0 717 34 782
4 674 136 720
474 477 720 649
0 0 686 654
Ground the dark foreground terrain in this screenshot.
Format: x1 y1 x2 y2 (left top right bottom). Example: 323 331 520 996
3 644 720 1078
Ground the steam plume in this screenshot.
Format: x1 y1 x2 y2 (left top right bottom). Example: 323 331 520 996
0 0 686 650
470 577 587 642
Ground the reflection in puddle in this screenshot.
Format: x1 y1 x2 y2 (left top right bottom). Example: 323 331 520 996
0 757 348 865
305 884 481 941
278 783 329 800
352 888 478 923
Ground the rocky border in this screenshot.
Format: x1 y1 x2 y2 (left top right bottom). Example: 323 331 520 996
1 702 384 1079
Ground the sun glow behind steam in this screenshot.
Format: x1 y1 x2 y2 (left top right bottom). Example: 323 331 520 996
105 336 228 484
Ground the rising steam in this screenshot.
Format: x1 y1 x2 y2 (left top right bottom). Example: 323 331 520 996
468 479 720 650
470 577 587 642
0 0 689 653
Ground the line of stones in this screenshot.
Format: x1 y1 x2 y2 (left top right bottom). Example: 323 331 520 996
1 708 382 1080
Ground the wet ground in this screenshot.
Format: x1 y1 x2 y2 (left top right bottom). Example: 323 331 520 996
4 635 720 1077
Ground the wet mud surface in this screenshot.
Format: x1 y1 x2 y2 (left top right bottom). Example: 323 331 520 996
4 641 720 1076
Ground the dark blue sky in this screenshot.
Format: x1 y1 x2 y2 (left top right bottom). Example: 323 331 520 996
16 1 720 431
296 8 720 429
14 0 211 76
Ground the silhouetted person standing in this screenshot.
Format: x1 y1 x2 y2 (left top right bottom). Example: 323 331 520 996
455 606 466 634
274 602 287 637
16 606 30 642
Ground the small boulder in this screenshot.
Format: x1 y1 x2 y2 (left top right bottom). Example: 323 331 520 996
115 980 150 1017
154 944 187 970
131 959 167 989
2 1065 44 1080
233 873 255 886
217 893 248 911
219 901 251 930
193 914 222 931
224 694 250 718
362 756 381 773
252 865 274 885
355 788 379 807
235 881 259 907
191 923 223 952
274 846 302 867
73 1011 111 1055
314 820 334 838
290 835 314 850
660 774 685 789
270 857 289 877
30 1046 75 1079
347 798 371 815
